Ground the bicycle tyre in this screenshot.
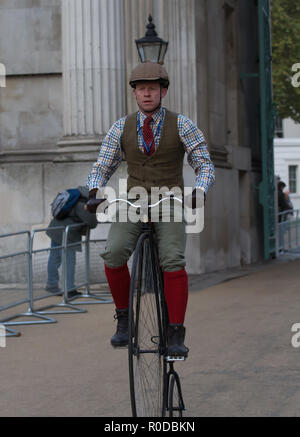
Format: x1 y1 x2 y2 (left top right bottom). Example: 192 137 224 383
128 232 167 417
168 373 185 417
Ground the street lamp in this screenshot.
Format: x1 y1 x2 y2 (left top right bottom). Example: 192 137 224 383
135 15 168 64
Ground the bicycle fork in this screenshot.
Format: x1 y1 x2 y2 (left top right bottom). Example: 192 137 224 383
163 360 186 417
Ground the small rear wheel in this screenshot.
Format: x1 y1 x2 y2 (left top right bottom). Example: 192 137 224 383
168 374 184 417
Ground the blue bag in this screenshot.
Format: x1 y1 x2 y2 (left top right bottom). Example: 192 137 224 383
51 188 81 220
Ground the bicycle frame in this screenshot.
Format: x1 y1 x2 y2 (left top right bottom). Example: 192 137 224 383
163 362 185 417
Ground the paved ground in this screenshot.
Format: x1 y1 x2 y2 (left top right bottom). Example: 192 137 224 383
1 255 300 417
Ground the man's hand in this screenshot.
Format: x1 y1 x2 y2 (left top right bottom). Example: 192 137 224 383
85 189 106 213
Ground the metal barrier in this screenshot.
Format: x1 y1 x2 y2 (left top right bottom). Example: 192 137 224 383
70 230 113 306
0 224 113 336
30 225 86 316
278 209 300 253
0 231 56 336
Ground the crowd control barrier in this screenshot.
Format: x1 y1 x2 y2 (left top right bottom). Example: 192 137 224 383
0 231 56 336
64 226 112 307
30 225 86 316
278 209 300 254
0 224 113 337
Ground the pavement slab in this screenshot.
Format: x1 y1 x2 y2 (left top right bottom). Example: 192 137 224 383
1 257 300 417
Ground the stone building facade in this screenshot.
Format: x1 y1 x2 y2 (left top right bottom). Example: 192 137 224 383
0 0 264 274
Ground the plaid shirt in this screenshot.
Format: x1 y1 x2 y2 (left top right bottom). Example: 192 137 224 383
86 107 215 193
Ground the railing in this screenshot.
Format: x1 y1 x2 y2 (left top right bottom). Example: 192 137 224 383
0 224 112 338
277 209 300 254
0 230 56 336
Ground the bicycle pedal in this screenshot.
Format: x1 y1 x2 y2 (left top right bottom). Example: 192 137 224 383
165 355 186 362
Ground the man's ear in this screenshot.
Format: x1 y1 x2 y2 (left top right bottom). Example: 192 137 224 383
161 87 168 99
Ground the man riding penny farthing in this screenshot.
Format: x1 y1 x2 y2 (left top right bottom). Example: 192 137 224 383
85 61 215 416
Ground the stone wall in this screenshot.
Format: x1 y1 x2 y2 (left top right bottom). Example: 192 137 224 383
0 0 264 281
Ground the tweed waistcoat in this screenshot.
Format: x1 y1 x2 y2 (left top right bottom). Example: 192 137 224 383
121 110 185 192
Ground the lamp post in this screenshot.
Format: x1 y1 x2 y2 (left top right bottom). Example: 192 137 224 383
135 15 168 64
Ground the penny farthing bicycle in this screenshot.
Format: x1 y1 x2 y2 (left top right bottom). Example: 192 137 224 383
125 196 186 417
93 194 186 417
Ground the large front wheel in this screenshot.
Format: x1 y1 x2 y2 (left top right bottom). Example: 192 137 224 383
128 233 167 417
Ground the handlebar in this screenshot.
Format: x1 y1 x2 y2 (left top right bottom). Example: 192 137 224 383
84 194 183 211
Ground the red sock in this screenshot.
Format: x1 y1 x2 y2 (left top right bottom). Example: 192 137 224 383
104 264 130 310
163 269 188 325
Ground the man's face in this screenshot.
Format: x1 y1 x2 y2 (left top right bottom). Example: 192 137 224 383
133 81 168 115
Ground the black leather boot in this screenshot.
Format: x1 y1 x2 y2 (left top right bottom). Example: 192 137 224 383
111 309 129 348
166 324 189 359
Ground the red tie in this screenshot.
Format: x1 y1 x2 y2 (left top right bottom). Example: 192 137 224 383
142 116 155 156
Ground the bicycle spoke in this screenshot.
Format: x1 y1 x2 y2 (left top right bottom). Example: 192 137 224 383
134 354 163 416
128 234 166 417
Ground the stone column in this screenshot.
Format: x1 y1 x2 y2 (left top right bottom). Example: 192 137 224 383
124 0 154 115
59 0 126 147
206 0 233 166
154 0 198 123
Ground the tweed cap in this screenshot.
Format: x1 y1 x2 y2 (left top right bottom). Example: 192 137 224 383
129 61 169 88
